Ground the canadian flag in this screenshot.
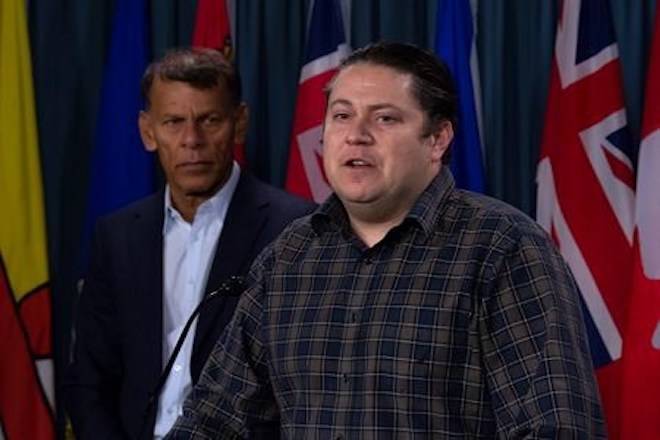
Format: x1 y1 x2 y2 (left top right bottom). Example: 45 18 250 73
285 0 349 202
619 6 660 439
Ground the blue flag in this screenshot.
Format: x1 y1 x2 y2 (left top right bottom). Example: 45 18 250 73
435 0 486 192
79 0 153 270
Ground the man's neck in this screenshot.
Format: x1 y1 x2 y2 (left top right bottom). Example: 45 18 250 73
170 194 205 223
169 184 224 223
350 219 401 248
347 206 410 248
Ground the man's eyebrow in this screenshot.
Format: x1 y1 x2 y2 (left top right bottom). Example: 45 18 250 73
366 103 402 112
327 98 352 107
328 99 402 112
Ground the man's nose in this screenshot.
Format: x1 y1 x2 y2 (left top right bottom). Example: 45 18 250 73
346 117 374 145
181 121 203 148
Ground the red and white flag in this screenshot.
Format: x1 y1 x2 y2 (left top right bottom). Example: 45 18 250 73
285 0 349 202
619 7 660 439
192 0 246 167
536 1 636 437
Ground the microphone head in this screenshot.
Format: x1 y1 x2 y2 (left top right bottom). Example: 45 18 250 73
215 276 246 296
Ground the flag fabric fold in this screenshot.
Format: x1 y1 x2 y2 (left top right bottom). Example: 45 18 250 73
0 0 55 438
192 0 247 166
285 0 349 202
192 0 232 53
536 1 636 437
434 0 486 192
79 0 153 270
619 6 660 439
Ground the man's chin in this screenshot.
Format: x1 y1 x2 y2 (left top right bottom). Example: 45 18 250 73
338 191 380 207
184 187 218 198
179 181 223 199
176 174 228 197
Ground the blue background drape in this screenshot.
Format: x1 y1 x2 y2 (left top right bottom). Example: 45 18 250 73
26 0 656 437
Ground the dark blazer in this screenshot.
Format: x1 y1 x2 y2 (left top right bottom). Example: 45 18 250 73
64 173 315 439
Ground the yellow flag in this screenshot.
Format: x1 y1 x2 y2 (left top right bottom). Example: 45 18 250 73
0 0 55 438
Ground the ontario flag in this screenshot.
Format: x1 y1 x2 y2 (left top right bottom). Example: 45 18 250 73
285 0 349 202
192 0 246 167
618 6 660 439
536 0 637 437
0 0 55 438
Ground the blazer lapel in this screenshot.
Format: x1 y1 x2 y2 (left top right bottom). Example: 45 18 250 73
191 174 268 381
131 193 165 390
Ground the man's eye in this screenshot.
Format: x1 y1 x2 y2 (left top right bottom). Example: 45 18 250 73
163 118 182 126
203 116 221 125
332 112 350 121
376 114 398 124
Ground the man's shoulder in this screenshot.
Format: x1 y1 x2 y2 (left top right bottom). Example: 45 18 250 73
235 173 317 219
447 189 549 244
96 192 163 230
254 210 317 266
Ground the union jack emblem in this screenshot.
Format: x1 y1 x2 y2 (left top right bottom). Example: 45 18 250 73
285 0 349 202
536 0 634 368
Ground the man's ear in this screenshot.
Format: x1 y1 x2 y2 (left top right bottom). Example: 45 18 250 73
233 103 249 144
139 111 157 152
429 120 454 163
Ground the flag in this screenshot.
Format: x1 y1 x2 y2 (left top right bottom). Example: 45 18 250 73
79 0 153 269
619 7 660 439
193 0 232 57
536 1 635 437
0 0 55 438
192 0 247 167
285 0 349 202
434 0 486 192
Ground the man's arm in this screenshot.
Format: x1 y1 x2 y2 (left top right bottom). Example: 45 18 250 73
63 221 127 439
479 226 606 438
166 253 280 439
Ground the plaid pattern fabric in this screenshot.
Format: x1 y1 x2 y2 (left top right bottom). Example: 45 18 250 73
167 169 605 439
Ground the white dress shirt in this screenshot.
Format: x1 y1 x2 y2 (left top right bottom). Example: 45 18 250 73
153 162 240 438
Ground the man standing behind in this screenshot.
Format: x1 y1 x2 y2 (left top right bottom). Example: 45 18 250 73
64 48 315 439
167 42 605 438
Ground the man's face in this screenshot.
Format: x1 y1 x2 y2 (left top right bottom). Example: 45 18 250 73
139 78 247 202
322 63 452 221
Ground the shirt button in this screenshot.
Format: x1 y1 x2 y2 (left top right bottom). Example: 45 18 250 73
173 364 182 373
363 256 373 265
351 312 358 323
335 435 344 440
342 373 349 383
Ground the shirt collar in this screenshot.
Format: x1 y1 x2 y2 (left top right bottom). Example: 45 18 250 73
163 161 241 234
311 167 456 239
405 167 455 236
311 194 351 235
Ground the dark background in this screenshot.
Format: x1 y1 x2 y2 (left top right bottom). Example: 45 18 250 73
26 0 656 436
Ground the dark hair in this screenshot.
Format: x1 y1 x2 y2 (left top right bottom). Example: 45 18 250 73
141 48 242 109
328 42 458 164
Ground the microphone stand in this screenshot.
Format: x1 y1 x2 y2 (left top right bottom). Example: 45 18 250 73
139 276 245 439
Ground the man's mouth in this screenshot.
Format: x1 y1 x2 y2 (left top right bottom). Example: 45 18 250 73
345 159 372 167
178 161 212 170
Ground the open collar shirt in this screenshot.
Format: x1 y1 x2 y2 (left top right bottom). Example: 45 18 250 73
167 168 605 439
155 163 240 438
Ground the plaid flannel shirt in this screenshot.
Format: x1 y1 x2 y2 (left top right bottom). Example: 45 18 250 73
167 169 605 439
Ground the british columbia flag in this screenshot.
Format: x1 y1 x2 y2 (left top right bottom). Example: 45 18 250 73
285 0 349 202
536 0 647 437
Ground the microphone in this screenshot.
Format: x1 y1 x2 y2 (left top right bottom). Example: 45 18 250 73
139 276 246 439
